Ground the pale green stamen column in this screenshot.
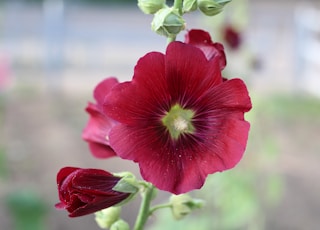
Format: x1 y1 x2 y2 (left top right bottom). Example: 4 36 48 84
162 104 195 139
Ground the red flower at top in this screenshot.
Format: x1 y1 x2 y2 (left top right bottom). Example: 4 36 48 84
185 29 226 69
100 29 252 194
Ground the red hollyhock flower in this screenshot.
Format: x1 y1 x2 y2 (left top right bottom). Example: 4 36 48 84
55 167 130 217
184 29 226 70
82 78 119 158
102 30 252 194
223 24 242 50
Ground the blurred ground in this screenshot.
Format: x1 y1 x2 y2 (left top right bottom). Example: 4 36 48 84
1 0 320 230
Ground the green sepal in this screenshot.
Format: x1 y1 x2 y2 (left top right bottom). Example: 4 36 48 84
183 0 198 13
113 172 139 194
197 0 231 16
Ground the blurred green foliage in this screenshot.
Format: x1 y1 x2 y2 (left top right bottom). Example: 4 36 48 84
260 95 320 121
5 190 48 230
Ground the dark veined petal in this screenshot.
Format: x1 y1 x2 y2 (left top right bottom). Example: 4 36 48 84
103 51 168 125
165 42 223 107
94 77 119 108
68 192 129 217
188 78 251 173
71 168 120 194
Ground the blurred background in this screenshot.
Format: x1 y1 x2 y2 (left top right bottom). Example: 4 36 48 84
0 0 320 229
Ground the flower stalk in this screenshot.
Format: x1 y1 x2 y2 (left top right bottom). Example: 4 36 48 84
149 203 172 216
133 183 156 230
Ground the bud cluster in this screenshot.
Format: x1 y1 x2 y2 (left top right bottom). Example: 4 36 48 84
137 0 232 38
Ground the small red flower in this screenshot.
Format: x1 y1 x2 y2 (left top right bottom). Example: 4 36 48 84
102 30 252 194
55 167 130 217
82 78 119 158
184 29 226 70
223 24 242 50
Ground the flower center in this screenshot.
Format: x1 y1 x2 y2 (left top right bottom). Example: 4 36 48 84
162 104 195 140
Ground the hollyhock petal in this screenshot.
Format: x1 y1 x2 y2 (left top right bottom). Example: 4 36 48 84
82 77 119 158
185 29 226 69
69 193 128 217
165 42 223 105
82 103 116 158
94 77 119 107
198 78 252 113
104 52 168 124
87 142 115 159
206 118 250 169
72 168 120 194
189 79 251 172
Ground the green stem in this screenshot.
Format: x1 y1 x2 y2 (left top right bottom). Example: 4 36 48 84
133 184 155 230
167 35 177 44
149 203 172 216
173 0 183 15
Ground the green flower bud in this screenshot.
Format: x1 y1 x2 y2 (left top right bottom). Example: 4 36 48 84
183 0 198 13
110 219 130 230
169 194 204 220
95 207 121 229
138 0 166 14
151 7 185 38
197 0 231 16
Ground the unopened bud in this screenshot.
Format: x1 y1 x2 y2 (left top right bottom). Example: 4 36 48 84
138 0 166 14
169 194 204 220
95 207 121 229
197 0 231 16
151 7 185 38
183 0 198 13
110 219 130 230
